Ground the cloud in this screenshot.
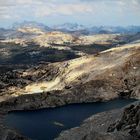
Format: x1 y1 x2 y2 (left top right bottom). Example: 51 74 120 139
35 3 93 17
0 0 94 20
0 0 140 26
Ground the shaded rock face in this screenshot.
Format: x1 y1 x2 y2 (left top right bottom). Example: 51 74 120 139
0 125 29 140
77 131 136 140
108 103 140 139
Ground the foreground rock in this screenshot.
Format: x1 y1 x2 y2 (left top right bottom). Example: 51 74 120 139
56 102 140 140
108 103 140 139
0 127 29 140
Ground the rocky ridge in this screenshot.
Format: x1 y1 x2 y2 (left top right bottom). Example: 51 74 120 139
56 102 140 140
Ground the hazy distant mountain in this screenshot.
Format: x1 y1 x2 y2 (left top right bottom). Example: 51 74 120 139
12 21 51 32
0 28 41 40
0 28 16 40
52 23 140 34
0 21 51 40
1 22 140 39
53 23 86 31
88 26 140 34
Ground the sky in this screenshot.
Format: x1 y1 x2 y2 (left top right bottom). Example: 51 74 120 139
0 0 140 28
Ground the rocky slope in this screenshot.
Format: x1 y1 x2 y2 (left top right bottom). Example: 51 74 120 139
33 31 76 47
0 125 30 140
108 103 140 138
0 43 139 107
56 102 140 140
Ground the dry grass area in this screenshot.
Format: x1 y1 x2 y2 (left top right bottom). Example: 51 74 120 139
79 34 119 45
33 31 75 47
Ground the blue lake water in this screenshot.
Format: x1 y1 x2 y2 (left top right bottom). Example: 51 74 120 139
5 99 136 140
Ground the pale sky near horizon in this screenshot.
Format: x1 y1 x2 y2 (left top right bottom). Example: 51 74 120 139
0 0 140 28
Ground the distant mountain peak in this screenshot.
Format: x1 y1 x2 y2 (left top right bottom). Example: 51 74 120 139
12 21 51 32
53 23 86 31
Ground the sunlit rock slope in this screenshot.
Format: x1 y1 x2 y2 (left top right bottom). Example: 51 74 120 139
0 42 139 104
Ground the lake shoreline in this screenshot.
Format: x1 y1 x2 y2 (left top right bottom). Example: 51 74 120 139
0 96 139 140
